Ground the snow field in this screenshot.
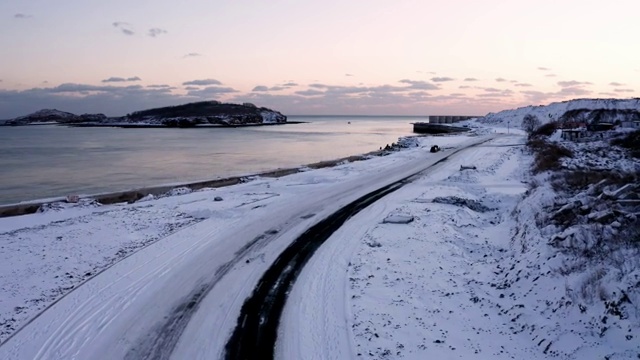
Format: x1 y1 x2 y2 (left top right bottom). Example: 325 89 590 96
280 137 547 359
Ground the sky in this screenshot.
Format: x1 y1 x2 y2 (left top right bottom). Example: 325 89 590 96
1 0 639 118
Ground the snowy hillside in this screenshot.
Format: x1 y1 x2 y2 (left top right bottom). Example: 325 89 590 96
481 98 640 129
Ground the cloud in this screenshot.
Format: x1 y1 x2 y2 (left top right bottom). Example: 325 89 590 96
282 82 298 87
520 90 556 104
558 80 592 87
463 78 478 82
295 89 325 96
148 28 168 37
614 88 634 93
101 76 141 83
483 87 503 92
47 83 146 93
609 82 626 86
430 77 455 82
225 82 520 116
102 77 126 82
182 79 222 86
558 87 592 96
147 84 172 88
112 22 134 36
186 86 238 97
477 92 513 98
514 83 532 87
183 53 202 58
345 73 354 77
294 81 441 99
14 13 32 19
0 83 196 117
545 74 557 77
399 79 439 90
520 85 592 104
599 92 617 96
252 85 286 92
459 85 471 89
537 67 551 71
495 78 507 82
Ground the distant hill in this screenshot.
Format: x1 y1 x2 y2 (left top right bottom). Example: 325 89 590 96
5 109 107 126
480 98 640 128
4 101 287 127
126 101 286 127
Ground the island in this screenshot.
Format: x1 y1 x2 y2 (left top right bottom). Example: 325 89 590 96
2 101 288 128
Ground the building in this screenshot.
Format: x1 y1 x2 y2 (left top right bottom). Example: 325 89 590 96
620 120 640 129
561 129 589 141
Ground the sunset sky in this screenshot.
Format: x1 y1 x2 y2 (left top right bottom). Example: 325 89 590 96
1 0 638 118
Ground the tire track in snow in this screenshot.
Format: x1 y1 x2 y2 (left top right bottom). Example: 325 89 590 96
125 229 280 360
222 140 495 359
224 180 407 359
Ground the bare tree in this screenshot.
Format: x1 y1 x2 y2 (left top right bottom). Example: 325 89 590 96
522 114 541 135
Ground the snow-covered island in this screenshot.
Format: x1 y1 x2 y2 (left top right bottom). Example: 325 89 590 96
3 101 288 127
0 98 639 359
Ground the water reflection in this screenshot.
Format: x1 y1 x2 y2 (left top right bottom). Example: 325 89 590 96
0 116 421 203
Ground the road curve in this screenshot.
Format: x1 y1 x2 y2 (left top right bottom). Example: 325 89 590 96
0 136 494 360
224 138 494 359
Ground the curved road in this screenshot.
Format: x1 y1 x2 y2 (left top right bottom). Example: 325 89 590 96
0 136 494 360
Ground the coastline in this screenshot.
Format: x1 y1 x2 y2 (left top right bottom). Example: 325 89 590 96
0 147 393 218
64 121 308 128
0 121 308 128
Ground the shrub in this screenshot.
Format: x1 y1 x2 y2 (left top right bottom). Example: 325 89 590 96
526 137 547 152
531 121 558 138
522 114 541 135
529 140 573 173
610 130 640 158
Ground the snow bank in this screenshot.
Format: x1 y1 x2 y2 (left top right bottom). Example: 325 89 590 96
481 98 640 129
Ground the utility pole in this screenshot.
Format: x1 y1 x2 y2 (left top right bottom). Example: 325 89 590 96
507 121 510 134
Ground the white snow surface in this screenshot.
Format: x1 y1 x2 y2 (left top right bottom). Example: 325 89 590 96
481 98 640 129
1 105 639 359
260 111 284 123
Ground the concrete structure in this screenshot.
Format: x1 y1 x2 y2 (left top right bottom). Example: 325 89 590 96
413 123 470 134
621 120 640 129
428 115 479 124
561 129 588 141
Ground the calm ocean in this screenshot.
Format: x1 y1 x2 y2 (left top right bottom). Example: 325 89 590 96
0 116 422 205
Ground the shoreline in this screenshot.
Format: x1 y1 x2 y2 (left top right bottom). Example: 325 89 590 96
0 148 393 218
65 121 308 128
0 121 308 128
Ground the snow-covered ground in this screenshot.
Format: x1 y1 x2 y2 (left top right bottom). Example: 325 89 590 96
0 111 638 359
481 98 640 129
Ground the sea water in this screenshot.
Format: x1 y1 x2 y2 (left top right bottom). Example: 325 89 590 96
0 116 423 204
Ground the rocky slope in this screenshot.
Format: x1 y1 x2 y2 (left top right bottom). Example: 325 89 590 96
4 101 287 127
